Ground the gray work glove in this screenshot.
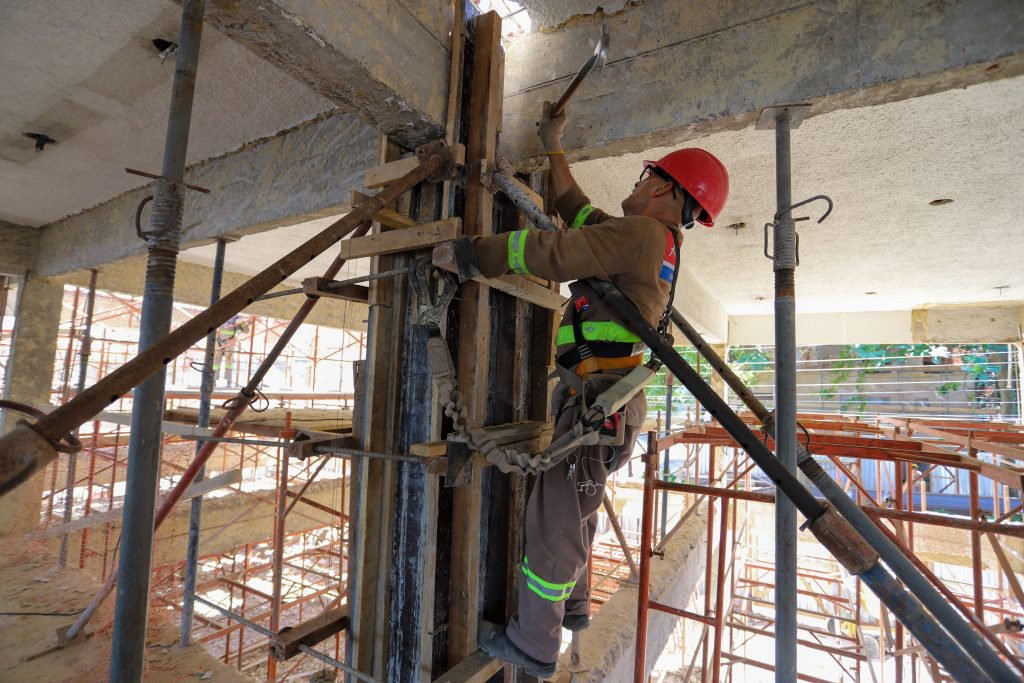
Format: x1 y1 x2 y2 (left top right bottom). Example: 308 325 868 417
538 100 568 153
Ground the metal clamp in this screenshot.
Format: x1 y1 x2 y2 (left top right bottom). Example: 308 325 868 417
762 194 834 265
0 400 81 454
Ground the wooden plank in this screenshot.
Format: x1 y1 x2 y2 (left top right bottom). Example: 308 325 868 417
431 243 566 310
448 11 503 667
888 418 1024 463
352 191 418 229
302 277 369 303
488 274 565 310
164 407 353 438
39 469 242 537
433 649 501 683
339 218 461 260
269 605 349 660
355 136 408 677
364 144 465 188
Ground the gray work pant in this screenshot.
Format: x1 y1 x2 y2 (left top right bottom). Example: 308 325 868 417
506 386 643 663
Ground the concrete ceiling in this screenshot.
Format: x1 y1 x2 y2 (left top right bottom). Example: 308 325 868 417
4 0 1021 324
0 0 333 227
574 75 1024 316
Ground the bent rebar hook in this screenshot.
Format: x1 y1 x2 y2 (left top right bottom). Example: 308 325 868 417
764 194 835 264
775 194 834 223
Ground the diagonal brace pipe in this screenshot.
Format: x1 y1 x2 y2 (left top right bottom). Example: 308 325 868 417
0 140 455 498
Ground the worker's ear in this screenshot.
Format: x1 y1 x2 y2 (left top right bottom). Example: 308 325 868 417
649 180 675 198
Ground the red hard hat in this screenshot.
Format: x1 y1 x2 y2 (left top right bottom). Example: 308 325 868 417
644 148 729 227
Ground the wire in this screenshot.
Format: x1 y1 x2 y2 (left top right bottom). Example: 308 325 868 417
0 608 86 617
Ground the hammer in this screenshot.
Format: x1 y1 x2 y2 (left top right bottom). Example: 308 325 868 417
548 21 610 118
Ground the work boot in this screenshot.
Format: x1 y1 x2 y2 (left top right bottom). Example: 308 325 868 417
479 628 556 679
562 613 590 632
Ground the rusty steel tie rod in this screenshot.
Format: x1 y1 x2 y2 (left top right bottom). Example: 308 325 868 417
0 139 456 498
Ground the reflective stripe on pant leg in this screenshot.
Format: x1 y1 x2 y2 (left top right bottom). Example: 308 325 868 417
521 556 576 601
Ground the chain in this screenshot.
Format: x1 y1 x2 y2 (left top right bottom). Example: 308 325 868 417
189 593 381 683
425 335 545 475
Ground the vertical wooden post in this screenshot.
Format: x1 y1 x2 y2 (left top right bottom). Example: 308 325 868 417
353 137 407 678
447 10 503 666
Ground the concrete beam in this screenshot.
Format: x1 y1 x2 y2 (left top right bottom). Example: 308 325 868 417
502 0 1024 166
34 112 377 277
729 311 914 346
62 258 368 333
727 303 1024 346
198 0 450 148
674 265 728 344
912 302 1024 344
0 221 37 276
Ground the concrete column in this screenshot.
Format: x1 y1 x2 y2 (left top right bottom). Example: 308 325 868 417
0 275 64 536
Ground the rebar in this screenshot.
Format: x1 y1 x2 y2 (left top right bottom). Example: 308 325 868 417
188 593 380 683
311 444 432 465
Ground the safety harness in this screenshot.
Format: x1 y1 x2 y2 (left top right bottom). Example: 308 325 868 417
411 220 681 476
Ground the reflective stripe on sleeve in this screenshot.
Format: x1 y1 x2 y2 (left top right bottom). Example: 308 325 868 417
521 556 576 602
507 229 531 275
570 205 596 229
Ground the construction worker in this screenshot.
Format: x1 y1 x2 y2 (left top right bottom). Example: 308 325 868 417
212 314 250 387
460 102 730 677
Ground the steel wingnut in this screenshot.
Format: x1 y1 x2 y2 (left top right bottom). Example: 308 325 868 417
416 139 456 182
806 505 879 576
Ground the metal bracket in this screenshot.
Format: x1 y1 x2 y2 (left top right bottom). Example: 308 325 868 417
286 431 358 461
755 104 811 130
301 277 369 304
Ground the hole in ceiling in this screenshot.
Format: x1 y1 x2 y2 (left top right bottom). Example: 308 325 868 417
865 291 877 295
23 132 56 152
726 222 747 232
929 198 953 206
152 38 179 63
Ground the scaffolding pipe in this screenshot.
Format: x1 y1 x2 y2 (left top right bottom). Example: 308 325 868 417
0 144 449 498
660 373 672 539
633 433 658 682
486 137 1003 682
770 108 799 681
64 221 372 643
670 307 1022 681
180 238 226 646
110 3 205 679
59 268 98 568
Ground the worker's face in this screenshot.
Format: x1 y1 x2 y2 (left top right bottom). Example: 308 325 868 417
622 167 676 216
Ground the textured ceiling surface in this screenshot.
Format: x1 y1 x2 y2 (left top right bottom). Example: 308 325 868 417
572 76 1024 315
0 0 333 227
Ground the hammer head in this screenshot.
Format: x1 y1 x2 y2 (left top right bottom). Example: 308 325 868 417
594 21 610 70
